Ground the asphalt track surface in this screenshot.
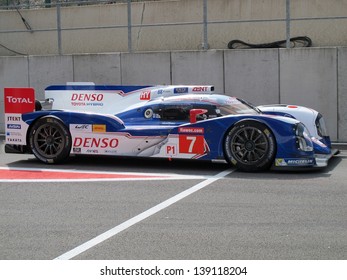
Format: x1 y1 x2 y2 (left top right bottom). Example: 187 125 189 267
0 139 346 260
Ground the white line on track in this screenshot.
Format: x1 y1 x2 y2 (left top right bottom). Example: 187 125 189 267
54 168 234 260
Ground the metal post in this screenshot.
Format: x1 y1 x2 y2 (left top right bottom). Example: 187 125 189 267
285 0 290 48
127 0 132 53
202 0 208 50
57 2 62 55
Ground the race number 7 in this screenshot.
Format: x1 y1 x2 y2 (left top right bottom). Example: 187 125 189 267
179 135 205 154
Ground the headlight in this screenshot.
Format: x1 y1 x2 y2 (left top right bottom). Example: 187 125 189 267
295 123 313 152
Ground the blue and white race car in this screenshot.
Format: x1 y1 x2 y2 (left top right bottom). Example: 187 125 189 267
3 84 338 172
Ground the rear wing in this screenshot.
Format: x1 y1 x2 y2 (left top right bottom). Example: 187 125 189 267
45 83 215 114
4 88 35 145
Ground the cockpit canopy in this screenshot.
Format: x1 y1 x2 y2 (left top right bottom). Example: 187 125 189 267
149 94 259 121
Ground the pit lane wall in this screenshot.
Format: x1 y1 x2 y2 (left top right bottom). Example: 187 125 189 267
1 47 347 142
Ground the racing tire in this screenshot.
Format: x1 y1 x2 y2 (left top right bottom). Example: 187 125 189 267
29 116 72 164
224 121 276 172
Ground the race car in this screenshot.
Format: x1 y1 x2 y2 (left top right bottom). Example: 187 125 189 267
3 84 338 172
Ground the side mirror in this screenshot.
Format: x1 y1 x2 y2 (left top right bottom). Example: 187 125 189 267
189 109 208 123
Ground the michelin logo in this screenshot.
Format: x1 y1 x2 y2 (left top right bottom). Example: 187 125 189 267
276 158 315 166
287 159 315 165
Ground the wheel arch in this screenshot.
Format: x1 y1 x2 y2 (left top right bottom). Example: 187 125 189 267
27 115 72 163
222 118 278 171
26 114 68 146
222 118 276 151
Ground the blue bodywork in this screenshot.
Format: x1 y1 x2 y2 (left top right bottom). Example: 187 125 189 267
19 96 316 168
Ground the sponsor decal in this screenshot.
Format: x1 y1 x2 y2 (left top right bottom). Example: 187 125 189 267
140 91 151 100
71 124 92 132
174 87 188 94
71 93 104 102
73 137 119 149
7 116 21 122
178 127 204 134
73 148 81 153
71 102 103 107
275 159 286 166
5 96 33 104
192 86 209 92
6 138 22 143
86 149 99 154
70 93 104 107
6 131 22 137
4 88 35 114
275 158 315 166
157 89 163 95
7 124 21 129
4 111 27 145
287 159 315 165
105 150 118 154
92 124 106 133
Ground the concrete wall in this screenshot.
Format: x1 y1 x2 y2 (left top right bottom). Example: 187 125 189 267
171 50 224 93
1 0 347 56
121 52 171 85
280 48 338 139
1 47 347 142
338 48 347 142
224 49 279 105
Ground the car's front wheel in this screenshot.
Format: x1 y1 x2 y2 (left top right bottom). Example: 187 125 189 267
224 121 276 172
29 116 71 164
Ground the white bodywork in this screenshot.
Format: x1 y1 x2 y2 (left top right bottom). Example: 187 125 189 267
258 104 337 168
258 105 321 138
44 83 215 114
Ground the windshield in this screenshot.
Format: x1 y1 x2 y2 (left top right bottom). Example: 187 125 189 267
217 97 259 116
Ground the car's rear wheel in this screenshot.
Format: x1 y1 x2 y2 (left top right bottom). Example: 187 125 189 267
29 116 71 164
224 121 276 172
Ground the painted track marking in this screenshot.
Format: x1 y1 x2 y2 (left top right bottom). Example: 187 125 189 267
54 168 234 260
0 167 209 182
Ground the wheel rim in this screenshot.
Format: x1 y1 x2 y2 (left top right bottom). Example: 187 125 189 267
230 127 269 165
33 123 65 159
